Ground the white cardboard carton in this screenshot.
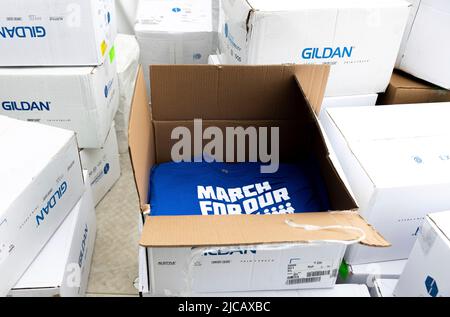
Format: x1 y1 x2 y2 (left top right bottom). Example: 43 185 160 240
80 124 121 206
9 172 96 297
114 34 140 154
370 278 398 297
394 210 450 297
396 0 450 89
319 94 378 121
0 53 119 148
321 102 450 264
135 0 218 92
341 260 407 285
218 0 410 97
0 0 117 66
146 243 345 296
138 240 369 297
0 116 84 297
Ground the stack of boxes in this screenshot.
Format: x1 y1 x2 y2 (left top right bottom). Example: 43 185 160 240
0 0 120 296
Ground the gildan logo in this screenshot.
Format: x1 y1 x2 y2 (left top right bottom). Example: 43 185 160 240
0 26 46 38
197 181 295 216
203 249 257 256
36 182 68 227
78 224 89 268
302 46 354 60
425 276 439 297
2 101 50 111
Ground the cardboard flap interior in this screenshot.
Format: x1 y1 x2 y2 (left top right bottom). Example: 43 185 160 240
128 67 155 209
150 64 329 120
140 211 389 248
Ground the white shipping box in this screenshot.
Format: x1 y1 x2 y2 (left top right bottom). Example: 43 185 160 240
370 278 398 297
114 34 140 154
0 116 84 297
319 94 378 121
396 0 450 89
10 172 96 297
341 260 407 285
218 0 410 97
0 0 117 66
135 0 218 92
394 210 450 297
0 53 119 148
80 124 121 206
146 243 345 296
321 102 450 264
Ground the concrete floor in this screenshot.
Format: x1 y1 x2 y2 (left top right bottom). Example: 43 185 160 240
86 154 140 296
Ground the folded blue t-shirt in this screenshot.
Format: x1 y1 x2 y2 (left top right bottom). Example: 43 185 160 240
148 161 330 216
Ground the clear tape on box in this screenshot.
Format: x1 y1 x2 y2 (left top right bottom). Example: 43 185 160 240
149 220 366 296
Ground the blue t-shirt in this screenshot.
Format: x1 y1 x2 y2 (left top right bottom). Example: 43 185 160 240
148 161 330 216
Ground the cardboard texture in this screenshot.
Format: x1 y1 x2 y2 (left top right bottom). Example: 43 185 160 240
321 102 450 264
394 210 450 297
10 171 96 297
128 65 389 295
377 71 450 105
396 0 450 89
0 116 84 296
218 0 411 97
0 0 117 66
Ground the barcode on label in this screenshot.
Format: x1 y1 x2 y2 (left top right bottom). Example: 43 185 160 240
286 277 321 285
307 270 330 278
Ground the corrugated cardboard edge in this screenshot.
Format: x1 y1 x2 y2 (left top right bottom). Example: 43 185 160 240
128 67 155 210
140 211 390 248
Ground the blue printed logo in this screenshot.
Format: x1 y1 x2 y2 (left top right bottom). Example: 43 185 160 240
78 224 89 268
301 46 354 60
193 53 202 60
172 7 181 13
425 276 439 297
203 249 257 256
36 182 67 227
107 12 111 24
104 78 114 98
0 26 46 38
224 23 229 38
103 163 110 175
2 101 50 111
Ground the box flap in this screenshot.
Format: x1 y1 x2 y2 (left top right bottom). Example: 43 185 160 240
128 67 155 209
140 211 389 248
150 64 329 120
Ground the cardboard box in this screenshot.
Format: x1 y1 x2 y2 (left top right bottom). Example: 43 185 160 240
377 70 450 105
0 116 84 297
135 0 218 92
217 0 411 97
128 65 388 295
321 102 450 264
394 210 450 297
9 171 96 297
339 260 407 285
370 278 398 297
396 0 450 89
319 94 378 121
0 53 119 148
114 34 140 154
80 123 121 206
0 0 117 66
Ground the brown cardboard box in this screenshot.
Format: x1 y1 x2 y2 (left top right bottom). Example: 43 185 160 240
128 65 389 294
377 71 450 105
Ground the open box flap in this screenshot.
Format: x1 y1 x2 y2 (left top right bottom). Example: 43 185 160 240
128 67 155 210
150 64 329 120
140 211 389 248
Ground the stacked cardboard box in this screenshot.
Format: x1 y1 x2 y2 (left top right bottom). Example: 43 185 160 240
0 0 121 297
0 0 121 207
135 0 219 92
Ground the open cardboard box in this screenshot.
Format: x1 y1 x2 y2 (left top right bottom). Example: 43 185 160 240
128 65 389 295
